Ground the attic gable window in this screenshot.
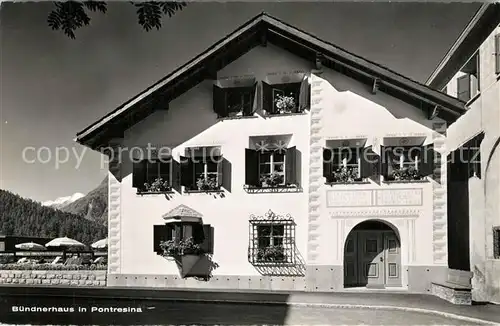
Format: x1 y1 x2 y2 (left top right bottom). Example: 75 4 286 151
213 78 257 118
262 73 310 116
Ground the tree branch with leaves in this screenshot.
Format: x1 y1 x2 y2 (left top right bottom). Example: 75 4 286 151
48 1 187 39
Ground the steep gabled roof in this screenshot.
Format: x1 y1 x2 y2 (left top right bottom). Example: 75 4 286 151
76 12 468 150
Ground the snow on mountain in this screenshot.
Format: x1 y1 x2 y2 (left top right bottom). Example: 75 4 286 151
42 192 85 209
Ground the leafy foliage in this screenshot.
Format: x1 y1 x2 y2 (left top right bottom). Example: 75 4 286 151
0 189 107 245
330 166 360 183
160 237 203 256
0 263 107 270
47 1 187 39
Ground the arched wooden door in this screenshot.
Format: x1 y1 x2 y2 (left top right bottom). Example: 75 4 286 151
343 220 401 288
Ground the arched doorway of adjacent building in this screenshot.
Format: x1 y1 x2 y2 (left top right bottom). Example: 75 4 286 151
343 220 401 289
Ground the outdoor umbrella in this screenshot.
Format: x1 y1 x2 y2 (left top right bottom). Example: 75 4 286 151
15 242 46 251
15 242 46 258
45 236 86 260
91 238 108 250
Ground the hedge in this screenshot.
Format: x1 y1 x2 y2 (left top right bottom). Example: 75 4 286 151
0 263 107 271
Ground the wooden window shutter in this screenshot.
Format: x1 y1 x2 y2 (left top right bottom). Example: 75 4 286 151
180 156 194 188
380 146 389 177
250 81 260 115
495 34 500 75
213 85 227 118
298 75 310 111
457 74 471 102
171 159 182 193
221 157 232 192
192 223 205 244
420 144 434 177
217 157 223 188
245 148 260 186
262 82 272 113
493 227 500 259
285 146 298 186
360 146 380 181
200 224 214 254
132 160 146 188
323 148 332 179
153 225 171 254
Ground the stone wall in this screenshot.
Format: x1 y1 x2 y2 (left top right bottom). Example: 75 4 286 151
0 270 106 287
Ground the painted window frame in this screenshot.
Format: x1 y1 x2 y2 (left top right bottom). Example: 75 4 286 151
258 150 286 186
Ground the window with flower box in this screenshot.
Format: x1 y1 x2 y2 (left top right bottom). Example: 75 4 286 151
323 146 380 184
153 223 213 256
245 146 299 189
133 158 180 193
248 210 295 265
180 146 231 192
382 145 434 182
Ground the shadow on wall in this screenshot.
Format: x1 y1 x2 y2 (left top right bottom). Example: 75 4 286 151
253 245 306 277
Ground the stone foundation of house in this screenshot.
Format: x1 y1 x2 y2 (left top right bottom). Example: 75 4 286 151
107 265 448 294
0 270 107 287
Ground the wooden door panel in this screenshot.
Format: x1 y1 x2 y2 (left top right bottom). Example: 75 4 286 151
358 231 384 287
384 231 402 287
344 233 358 286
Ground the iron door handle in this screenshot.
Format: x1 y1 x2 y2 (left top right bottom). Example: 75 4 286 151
380 257 384 262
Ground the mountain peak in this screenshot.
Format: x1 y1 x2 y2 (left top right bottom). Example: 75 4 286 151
42 192 85 209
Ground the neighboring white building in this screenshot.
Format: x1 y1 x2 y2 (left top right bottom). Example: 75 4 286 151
426 4 500 304
77 13 473 298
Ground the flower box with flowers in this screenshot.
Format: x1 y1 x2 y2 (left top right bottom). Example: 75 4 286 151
267 93 302 115
195 175 220 192
138 177 172 194
386 166 423 182
256 246 286 263
259 171 290 188
328 167 362 183
160 237 204 258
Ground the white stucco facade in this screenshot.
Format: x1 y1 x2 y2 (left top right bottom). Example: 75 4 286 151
105 43 451 292
445 26 500 303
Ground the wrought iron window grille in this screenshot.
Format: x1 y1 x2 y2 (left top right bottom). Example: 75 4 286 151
248 210 296 265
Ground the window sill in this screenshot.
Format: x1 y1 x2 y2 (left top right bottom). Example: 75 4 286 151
263 111 308 118
217 114 259 121
184 189 223 194
383 179 429 184
244 185 302 194
325 180 371 185
250 261 296 266
136 191 175 196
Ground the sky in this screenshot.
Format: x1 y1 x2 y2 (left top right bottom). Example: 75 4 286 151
0 2 481 203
